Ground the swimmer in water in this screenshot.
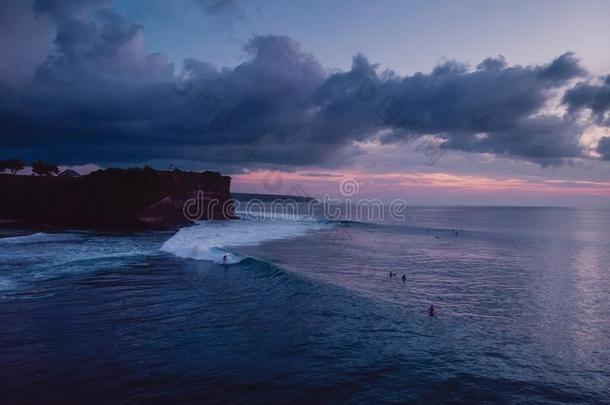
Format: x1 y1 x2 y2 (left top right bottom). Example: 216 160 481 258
427 305 436 317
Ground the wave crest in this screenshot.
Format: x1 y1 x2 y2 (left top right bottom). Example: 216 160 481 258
160 217 331 263
0 232 83 245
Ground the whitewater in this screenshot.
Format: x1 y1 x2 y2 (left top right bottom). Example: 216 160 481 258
160 211 333 264
1 207 609 403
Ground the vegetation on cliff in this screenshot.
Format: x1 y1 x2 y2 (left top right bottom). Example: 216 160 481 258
0 166 234 229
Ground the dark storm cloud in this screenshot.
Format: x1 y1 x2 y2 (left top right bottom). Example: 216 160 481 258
476 56 507 71
192 0 244 19
0 0 55 82
0 1 601 167
563 75 610 126
597 137 610 160
563 75 610 160
33 0 110 18
316 52 587 164
36 9 174 84
536 52 586 82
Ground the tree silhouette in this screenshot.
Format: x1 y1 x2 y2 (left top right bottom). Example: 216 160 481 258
3 159 25 175
32 161 60 176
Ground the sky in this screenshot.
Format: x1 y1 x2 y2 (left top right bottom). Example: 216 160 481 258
1 0 610 205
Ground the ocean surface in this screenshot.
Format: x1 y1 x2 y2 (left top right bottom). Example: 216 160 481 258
1 206 609 404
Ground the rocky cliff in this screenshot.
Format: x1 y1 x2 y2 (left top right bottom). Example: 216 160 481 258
0 167 234 229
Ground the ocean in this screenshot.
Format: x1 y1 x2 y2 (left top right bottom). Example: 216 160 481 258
1 206 609 404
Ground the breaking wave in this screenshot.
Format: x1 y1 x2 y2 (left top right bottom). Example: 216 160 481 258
160 215 332 264
0 232 84 245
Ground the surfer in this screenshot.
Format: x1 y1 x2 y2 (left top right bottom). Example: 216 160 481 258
223 255 228 266
401 274 406 282
427 305 436 317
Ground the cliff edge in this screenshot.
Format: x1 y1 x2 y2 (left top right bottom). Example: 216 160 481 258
0 167 234 229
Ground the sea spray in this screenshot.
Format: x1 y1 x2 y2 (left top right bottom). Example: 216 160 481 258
160 216 332 263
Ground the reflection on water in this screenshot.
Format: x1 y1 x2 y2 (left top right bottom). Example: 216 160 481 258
0 207 608 403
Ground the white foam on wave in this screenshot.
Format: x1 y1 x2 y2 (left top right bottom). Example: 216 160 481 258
160 216 332 264
51 250 153 267
0 232 82 244
235 209 319 223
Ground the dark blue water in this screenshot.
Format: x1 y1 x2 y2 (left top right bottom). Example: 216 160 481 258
1 207 609 404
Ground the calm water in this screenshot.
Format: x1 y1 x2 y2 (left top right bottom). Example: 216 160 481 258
1 207 609 404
